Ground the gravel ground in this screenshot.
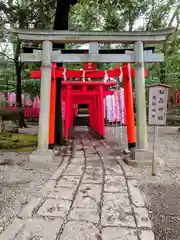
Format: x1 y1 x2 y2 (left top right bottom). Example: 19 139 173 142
105 126 180 240
0 126 63 234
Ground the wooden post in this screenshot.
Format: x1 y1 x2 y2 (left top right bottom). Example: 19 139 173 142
64 84 71 141
49 63 56 148
123 63 136 149
99 85 105 137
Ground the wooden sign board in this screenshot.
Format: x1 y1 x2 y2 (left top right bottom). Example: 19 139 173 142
84 62 97 70
175 89 180 105
148 84 169 125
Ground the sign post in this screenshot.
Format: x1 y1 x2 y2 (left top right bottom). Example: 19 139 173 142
148 84 170 176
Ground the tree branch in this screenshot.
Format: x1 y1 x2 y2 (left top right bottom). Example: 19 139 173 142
0 52 14 61
168 4 180 27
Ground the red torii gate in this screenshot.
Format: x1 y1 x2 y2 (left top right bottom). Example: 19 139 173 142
30 64 148 149
62 81 116 139
31 66 146 79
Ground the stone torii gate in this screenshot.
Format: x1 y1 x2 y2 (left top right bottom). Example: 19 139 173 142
11 27 173 163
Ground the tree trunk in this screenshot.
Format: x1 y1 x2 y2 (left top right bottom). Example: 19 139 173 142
14 8 28 128
159 62 166 84
15 38 28 128
53 0 73 145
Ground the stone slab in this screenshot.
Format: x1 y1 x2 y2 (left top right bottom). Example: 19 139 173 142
48 187 76 200
0 218 24 240
60 221 99 240
103 158 119 167
86 161 102 168
124 157 153 167
73 184 101 208
85 166 102 172
102 195 135 227
56 176 81 188
85 167 103 174
29 149 54 164
67 162 84 169
82 167 103 184
102 227 138 240
82 173 103 184
104 165 123 175
37 199 71 218
104 175 127 193
70 157 85 163
103 192 131 210
102 155 115 160
44 179 56 189
18 197 42 218
133 207 152 229
73 153 84 158
127 180 145 207
69 208 99 223
121 164 136 177
86 156 100 161
14 218 63 240
63 166 83 176
128 149 159 167
139 230 155 240
50 164 67 180
86 151 97 154
40 179 56 197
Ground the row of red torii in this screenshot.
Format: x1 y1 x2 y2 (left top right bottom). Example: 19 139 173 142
31 63 148 149
11 27 173 163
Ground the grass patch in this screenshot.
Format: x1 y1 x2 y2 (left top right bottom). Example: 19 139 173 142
15 147 36 153
0 133 37 151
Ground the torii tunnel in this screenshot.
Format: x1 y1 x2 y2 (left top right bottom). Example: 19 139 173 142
30 64 148 149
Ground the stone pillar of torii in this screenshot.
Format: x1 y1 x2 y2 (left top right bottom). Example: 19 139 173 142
11 27 173 163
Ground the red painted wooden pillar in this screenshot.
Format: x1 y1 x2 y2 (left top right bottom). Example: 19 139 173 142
123 63 136 149
70 92 73 129
71 100 74 128
99 86 105 137
70 102 73 129
73 104 76 126
96 94 101 135
94 96 97 133
97 94 101 136
88 104 91 127
64 84 71 140
93 97 96 131
91 101 94 129
72 103 75 126
49 63 56 147
89 103 92 128
92 96 96 131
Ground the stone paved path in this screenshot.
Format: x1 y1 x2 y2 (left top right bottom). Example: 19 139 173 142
0 127 154 240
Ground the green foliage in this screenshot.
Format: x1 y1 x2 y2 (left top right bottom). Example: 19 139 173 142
0 0 179 94
0 61 16 92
